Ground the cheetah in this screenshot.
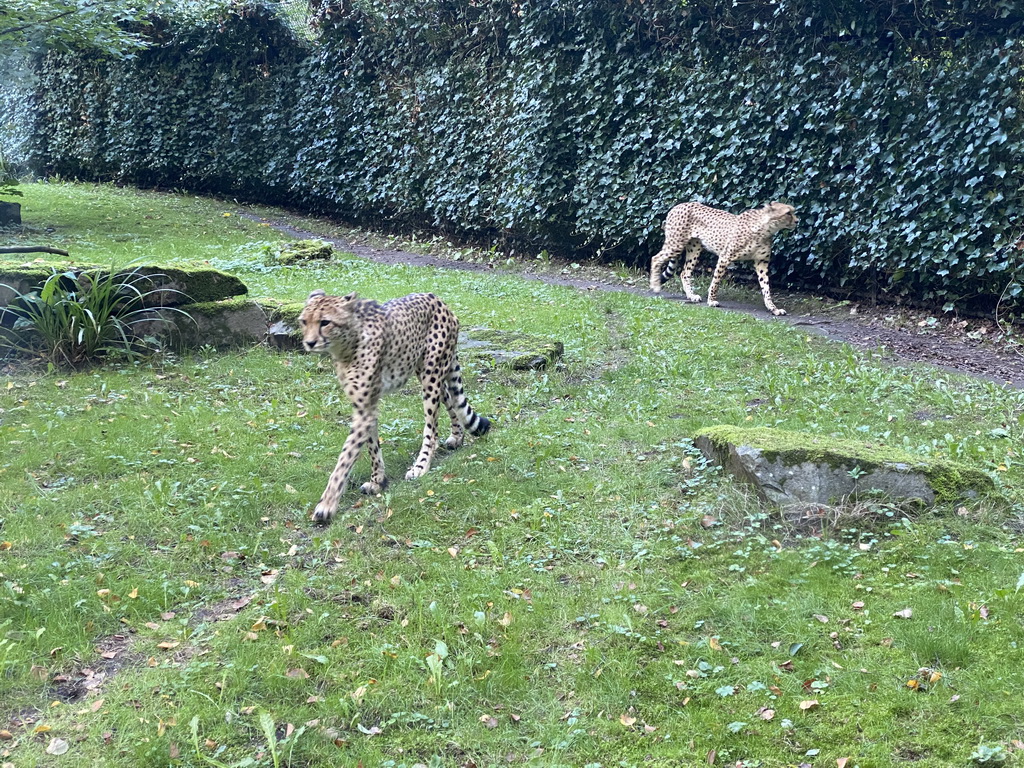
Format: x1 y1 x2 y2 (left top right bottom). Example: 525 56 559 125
649 201 797 316
299 290 490 523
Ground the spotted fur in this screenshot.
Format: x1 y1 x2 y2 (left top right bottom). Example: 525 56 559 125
649 201 797 316
299 290 490 523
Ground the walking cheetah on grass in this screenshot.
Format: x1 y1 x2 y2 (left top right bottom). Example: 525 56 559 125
649 201 797 316
299 290 490 523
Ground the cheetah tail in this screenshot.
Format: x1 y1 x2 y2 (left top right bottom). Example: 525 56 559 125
468 414 491 437
659 258 677 285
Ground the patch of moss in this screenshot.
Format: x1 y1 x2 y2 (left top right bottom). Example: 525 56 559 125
182 296 257 317
272 240 334 265
133 264 247 304
463 327 564 370
695 425 996 504
0 259 247 307
256 297 306 326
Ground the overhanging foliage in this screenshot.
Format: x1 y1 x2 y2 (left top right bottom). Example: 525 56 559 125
24 0 1024 313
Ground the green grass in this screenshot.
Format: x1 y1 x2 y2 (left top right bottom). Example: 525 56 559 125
2 182 1024 767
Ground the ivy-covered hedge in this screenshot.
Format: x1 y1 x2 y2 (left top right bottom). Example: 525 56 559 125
27 0 1024 313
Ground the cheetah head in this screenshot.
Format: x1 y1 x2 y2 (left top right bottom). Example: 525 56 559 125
764 202 798 232
298 289 358 353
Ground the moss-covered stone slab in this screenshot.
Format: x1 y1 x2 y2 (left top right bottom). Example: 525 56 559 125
460 327 564 370
272 240 335 265
694 425 995 507
0 259 247 308
259 303 564 370
137 298 270 349
257 298 305 349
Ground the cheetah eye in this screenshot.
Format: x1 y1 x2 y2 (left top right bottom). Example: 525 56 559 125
320 319 331 328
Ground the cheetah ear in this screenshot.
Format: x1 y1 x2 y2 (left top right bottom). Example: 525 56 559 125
342 291 358 302
307 289 326 300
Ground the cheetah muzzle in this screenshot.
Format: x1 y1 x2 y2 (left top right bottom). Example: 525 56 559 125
299 290 491 524
649 201 797 316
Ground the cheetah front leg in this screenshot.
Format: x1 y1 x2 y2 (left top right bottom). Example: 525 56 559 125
358 419 388 495
406 366 443 480
753 253 786 316
705 252 735 308
313 407 376 523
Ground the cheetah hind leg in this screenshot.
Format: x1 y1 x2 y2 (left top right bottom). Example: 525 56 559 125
679 239 704 303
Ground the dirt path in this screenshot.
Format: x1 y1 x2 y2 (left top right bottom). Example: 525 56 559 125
243 213 1024 389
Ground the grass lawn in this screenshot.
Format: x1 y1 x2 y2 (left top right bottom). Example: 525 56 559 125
2 182 1024 768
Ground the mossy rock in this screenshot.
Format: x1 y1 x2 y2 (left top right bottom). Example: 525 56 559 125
256 298 306 349
272 240 334 265
694 425 996 507
137 297 269 349
461 327 564 370
0 258 247 307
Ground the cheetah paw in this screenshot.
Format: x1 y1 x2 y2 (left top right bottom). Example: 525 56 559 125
405 467 427 480
360 479 387 495
771 308 787 316
445 435 464 450
688 295 703 304
707 300 720 308
311 503 335 524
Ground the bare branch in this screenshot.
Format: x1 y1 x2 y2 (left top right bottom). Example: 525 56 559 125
0 246 71 257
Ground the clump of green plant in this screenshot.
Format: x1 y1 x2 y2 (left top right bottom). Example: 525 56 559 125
0 266 188 367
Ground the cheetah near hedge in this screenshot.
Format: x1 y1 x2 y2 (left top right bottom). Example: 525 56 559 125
649 201 797 316
299 290 490 523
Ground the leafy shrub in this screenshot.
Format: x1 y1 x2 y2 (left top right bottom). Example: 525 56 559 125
24 0 1024 314
0 267 188 367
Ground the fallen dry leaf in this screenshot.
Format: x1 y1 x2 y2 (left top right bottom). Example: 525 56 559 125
619 714 636 727
45 737 70 756
893 608 913 619
798 699 820 711
837 758 850 768
758 708 775 721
